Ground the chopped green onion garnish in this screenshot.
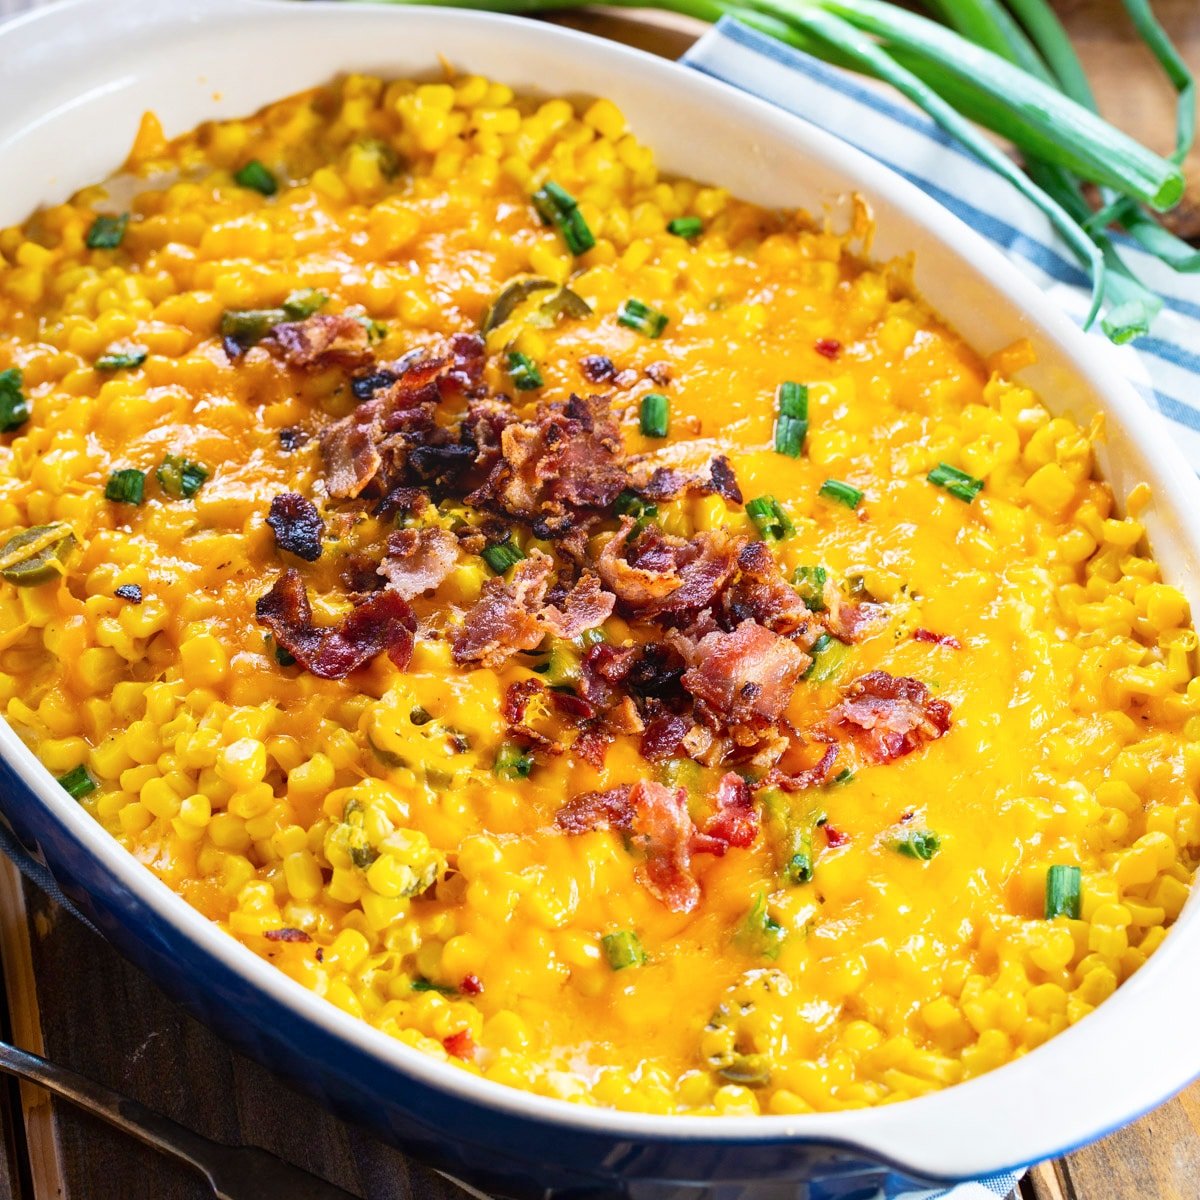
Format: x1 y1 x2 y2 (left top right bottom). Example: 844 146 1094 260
104 469 145 506
234 159 278 196
494 741 534 780
928 462 985 503
482 539 524 574
639 392 669 438
733 893 786 961
602 930 647 970
804 633 850 683
281 289 327 320
793 565 827 612
892 830 941 860
667 216 703 238
156 454 208 499
506 351 543 391
0 368 30 433
832 769 855 785
613 490 657 520
617 298 668 339
774 381 809 458
746 495 794 542
86 213 128 250
411 977 457 995
818 478 863 509
787 824 816 884
95 348 147 372
58 765 97 800
530 181 594 255
1045 864 1082 919
273 641 296 668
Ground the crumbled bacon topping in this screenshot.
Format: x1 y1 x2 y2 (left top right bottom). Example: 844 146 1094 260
831 670 952 762
255 568 416 679
269 313 371 370
579 354 616 383
912 628 962 649
541 571 616 640
766 742 840 792
693 772 758 855
724 542 811 635
266 492 325 562
377 527 459 600
629 780 700 913
263 928 312 943
556 785 635 834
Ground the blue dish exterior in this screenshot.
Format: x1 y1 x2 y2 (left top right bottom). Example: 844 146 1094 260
0 755 941 1198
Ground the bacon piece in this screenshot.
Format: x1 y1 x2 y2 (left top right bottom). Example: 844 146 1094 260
571 725 611 769
540 572 616 640
912 628 962 649
709 455 743 505
263 928 312 943
256 568 416 679
265 493 325 562
269 313 371 369
580 354 616 383
680 619 808 725
832 670 952 763
377 527 459 600
630 780 700 913
502 678 545 728
374 484 428 521
693 772 758 855
598 521 742 618
823 582 886 643
724 541 810 635
640 713 691 762
645 361 672 385
815 337 842 360
467 394 628 535
633 456 742 507
443 332 487 395
452 552 554 668
321 409 383 500
580 642 637 709
765 742 839 792
556 785 634 834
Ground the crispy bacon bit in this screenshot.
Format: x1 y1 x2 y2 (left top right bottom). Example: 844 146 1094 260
815 337 842 360
460 973 484 995
320 407 384 500
467 394 628 535
263 928 312 943
580 642 637 709
377 527 459 600
556 785 634 833
766 742 839 792
255 568 416 679
725 542 810 635
639 714 691 762
580 354 616 383
452 552 553 668
709 455 742 505
374 484 428 521
645 361 672 385
823 582 886 643
444 333 487 394
266 493 325 562
680 620 809 725
541 572 616 640
572 725 611 769
912 628 962 649
502 678 545 728
278 428 305 451
823 824 849 847
598 521 742 618
630 780 700 913
832 670 952 763
443 1030 476 1060
694 772 758 855
269 313 371 369
352 369 398 401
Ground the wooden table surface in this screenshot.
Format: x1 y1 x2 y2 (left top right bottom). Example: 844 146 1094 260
0 1 1197 1198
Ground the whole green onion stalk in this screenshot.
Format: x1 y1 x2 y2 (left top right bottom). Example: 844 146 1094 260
361 0 1194 342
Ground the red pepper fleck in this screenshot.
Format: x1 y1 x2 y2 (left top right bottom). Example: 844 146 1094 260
815 338 842 360
899 810 915 824
823 824 849 848
443 1030 476 1060
460 974 484 995
913 628 962 649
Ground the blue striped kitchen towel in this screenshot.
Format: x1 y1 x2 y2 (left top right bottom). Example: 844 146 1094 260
683 16 1200 472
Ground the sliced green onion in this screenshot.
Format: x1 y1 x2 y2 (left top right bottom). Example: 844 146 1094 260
57 764 97 800
667 216 703 238
273 640 297 668
785 810 825 884
531 180 595 255
746 495 794 542
494 741 534 780
281 288 327 320
774 381 809 458
818 478 863 509
0 368 30 433
559 207 596 255
617 298 668 338
104 469 145 506
928 462 984 502
832 768 855 785
804 633 850 683
793 565 827 612
1045 864 1082 919
507 351 543 391
613 489 657 520
639 392 670 438
156 454 209 500
411 977 457 994
733 893 787 960
892 829 941 860
86 213 128 250
602 930 647 970
234 159 278 195
482 539 524 573
95 348 147 372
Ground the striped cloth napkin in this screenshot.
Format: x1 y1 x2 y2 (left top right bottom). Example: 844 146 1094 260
683 16 1200 473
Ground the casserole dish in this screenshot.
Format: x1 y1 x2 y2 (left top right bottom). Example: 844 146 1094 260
1 0 1199 1194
